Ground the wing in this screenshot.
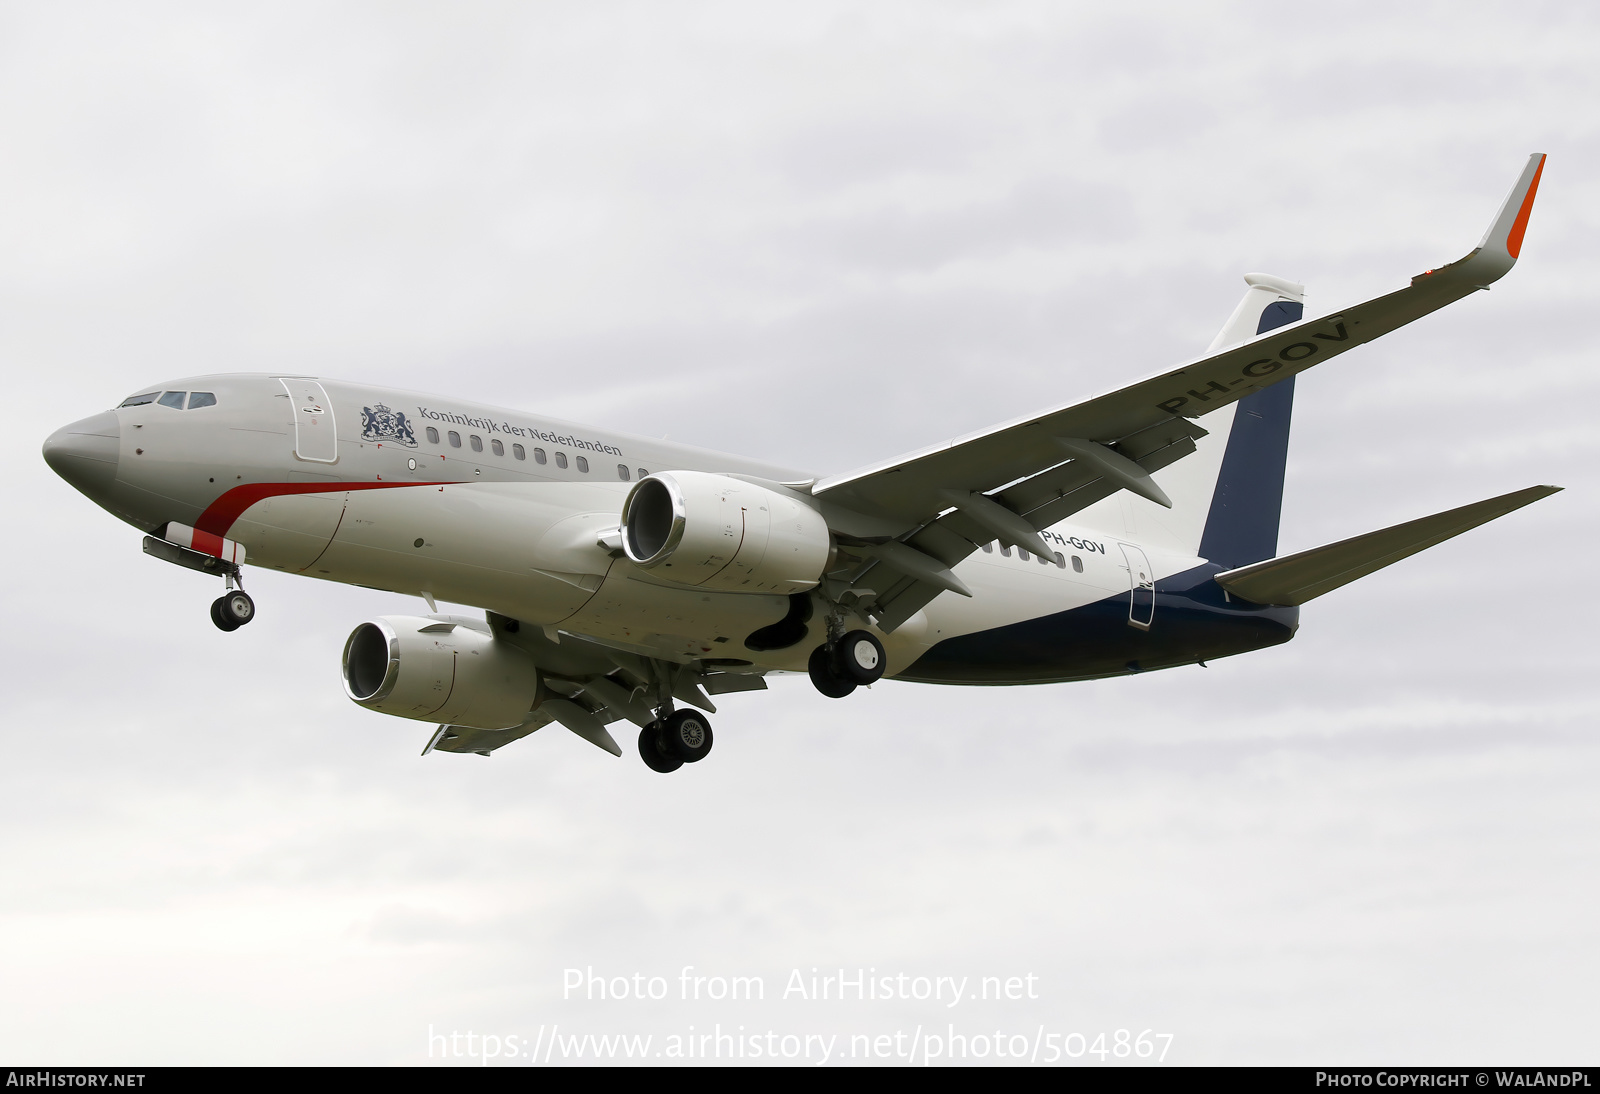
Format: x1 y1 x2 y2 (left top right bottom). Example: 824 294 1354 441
812 154 1546 631
421 612 769 758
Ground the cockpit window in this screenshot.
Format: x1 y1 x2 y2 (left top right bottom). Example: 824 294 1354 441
158 391 186 409
119 392 160 407
187 392 217 409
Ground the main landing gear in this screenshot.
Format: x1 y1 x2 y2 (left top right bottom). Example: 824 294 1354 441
638 709 715 774
808 629 886 698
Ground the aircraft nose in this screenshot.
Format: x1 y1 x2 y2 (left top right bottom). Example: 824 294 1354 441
43 411 121 496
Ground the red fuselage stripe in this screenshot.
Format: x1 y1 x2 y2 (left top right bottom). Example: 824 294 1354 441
191 528 226 557
196 481 458 537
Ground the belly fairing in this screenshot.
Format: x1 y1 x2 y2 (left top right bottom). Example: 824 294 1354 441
555 563 792 663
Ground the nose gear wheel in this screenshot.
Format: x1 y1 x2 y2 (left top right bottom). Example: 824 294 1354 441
211 591 256 631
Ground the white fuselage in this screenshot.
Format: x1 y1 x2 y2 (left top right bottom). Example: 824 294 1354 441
71 373 1206 681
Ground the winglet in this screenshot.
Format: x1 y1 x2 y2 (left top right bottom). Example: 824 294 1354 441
1416 154 1545 289
1479 152 1546 260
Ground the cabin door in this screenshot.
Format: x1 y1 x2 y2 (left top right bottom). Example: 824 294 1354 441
278 377 338 464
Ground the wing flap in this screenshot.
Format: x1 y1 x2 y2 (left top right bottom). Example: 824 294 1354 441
1214 485 1560 607
842 424 1215 631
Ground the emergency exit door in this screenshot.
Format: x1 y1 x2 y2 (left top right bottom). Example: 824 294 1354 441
1119 543 1155 630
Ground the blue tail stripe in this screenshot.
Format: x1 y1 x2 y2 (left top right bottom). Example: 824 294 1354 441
1197 300 1302 569
1255 300 1302 334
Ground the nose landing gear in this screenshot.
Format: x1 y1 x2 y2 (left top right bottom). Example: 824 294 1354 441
209 566 255 632
142 530 259 634
210 589 256 632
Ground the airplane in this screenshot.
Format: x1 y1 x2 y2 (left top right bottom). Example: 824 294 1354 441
43 154 1557 774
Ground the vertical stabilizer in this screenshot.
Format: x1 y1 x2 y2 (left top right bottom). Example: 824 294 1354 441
1195 274 1304 567
1076 273 1305 558
1206 273 1306 353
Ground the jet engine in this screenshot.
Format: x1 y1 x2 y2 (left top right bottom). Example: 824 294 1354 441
341 616 539 729
621 471 831 593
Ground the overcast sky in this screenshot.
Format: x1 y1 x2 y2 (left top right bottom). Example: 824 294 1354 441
2 0 1597 1066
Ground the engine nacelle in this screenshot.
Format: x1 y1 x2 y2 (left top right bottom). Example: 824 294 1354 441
341 616 539 729
621 471 831 593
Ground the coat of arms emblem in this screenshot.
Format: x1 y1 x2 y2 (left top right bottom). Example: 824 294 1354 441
359 403 419 447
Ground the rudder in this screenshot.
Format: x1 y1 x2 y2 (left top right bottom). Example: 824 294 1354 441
1197 275 1303 567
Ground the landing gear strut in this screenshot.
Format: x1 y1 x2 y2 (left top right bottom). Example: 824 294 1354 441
638 709 714 774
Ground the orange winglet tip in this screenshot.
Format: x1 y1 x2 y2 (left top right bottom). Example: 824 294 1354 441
1506 153 1545 259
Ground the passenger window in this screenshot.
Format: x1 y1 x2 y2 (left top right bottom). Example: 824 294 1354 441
119 392 160 407
618 464 630 481
513 443 525 461
426 426 440 444
1071 556 1084 573
158 391 186 409
1053 552 1066 568
980 543 993 553
555 452 568 469
187 392 217 409
638 468 648 478
576 456 589 473
448 431 461 447
534 448 547 465
1018 548 1030 562
1038 552 1050 565
469 435 483 452
491 438 504 456
999 546 1011 557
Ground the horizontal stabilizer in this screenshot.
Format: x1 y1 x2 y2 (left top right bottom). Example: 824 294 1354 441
1214 485 1561 606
